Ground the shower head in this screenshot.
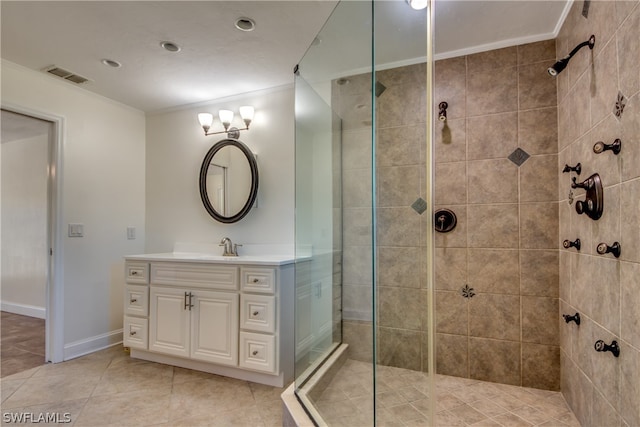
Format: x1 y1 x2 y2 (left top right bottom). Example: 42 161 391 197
548 35 595 77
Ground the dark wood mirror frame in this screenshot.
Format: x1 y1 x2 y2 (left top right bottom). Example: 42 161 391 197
199 138 258 224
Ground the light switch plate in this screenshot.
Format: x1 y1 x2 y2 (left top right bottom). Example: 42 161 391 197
127 226 136 240
68 223 84 237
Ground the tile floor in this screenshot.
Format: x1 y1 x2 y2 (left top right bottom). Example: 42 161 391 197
314 359 581 427
1 312 46 378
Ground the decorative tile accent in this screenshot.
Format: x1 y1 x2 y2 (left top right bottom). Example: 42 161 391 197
582 0 590 18
375 81 387 98
508 148 530 166
461 284 476 298
568 189 574 205
411 197 427 215
614 91 626 119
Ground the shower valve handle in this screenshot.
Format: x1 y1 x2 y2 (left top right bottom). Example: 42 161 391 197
597 242 621 258
593 139 621 155
563 238 581 251
562 163 581 175
594 339 620 357
571 176 592 190
562 313 581 325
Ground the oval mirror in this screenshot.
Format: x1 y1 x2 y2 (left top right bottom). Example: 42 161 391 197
199 139 258 223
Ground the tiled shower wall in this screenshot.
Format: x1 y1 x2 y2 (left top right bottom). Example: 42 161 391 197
434 40 560 390
556 1 640 426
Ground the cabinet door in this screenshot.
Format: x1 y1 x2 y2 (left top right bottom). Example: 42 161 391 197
149 286 190 358
190 289 239 366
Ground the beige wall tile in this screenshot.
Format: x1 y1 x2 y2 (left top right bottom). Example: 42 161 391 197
520 202 559 249
435 118 466 163
620 340 640 427
617 5 640 95
377 327 422 370
436 333 469 378
561 352 594 427
343 168 372 208
469 294 520 341
467 249 519 294
589 322 621 412
469 338 521 386
378 246 421 289
559 251 571 302
592 184 621 248
522 296 559 345
343 246 373 286
521 343 560 390
468 204 519 248
378 165 420 207
377 63 426 89
434 205 467 248
621 92 640 182
467 67 518 117
591 38 620 126
620 179 640 263
467 46 517 73
591 386 622 427
587 114 623 185
435 56 466 121
435 247 467 291
343 208 372 246
620 261 640 348
519 61 558 110
520 154 559 202
591 257 621 335
589 0 619 60
436 290 468 335
520 250 560 297
467 112 518 160
377 83 426 129
378 286 422 330
518 40 556 66
519 107 558 155
468 159 518 204
343 284 373 321
435 162 467 205
343 320 373 363
343 128 372 170
572 70 592 138
377 207 421 247
377 124 425 167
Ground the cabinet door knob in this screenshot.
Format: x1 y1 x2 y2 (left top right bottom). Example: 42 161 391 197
130 331 137 336
252 311 259 316
130 298 137 303
252 278 260 283
252 350 259 356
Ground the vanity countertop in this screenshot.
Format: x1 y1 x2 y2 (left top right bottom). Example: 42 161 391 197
125 252 295 266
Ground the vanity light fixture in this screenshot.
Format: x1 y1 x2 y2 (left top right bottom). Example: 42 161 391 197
197 106 254 139
407 0 428 10
548 35 595 77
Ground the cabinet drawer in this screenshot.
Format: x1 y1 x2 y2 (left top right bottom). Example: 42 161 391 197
241 268 276 293
124 316 148 350
239 332 276 373
125 262 149 284
151 263 238 290
240 294 276 333
125 285 149 316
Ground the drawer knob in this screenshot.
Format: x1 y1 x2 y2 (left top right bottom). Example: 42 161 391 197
130 298 137 303
130 331 137 336
253 311 259 316
131 271 139 276
252 278 260 283
252 350 259 356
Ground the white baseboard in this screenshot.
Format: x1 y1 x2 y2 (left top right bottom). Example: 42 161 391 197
0 301 46 319
63 329 123 360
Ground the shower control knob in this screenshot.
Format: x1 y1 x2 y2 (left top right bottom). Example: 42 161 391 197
571 176 592 190
575 199 595 216
563 238 581 251
563 313 581 325
597 242 621 258
562 163 582 175
593 139 621 155
594 339 620 357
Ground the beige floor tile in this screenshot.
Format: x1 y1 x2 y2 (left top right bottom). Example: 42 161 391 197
2 372 102 409
74 390 171 426
1 398 87 426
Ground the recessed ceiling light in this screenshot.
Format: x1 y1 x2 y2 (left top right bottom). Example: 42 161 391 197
160 41 181 52
101 59 122 68
235 17 256 32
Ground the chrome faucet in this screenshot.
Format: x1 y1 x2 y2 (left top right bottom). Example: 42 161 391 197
219 237 241 256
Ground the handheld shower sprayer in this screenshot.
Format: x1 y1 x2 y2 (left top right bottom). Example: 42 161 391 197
548 35 595 77
438 102 448 122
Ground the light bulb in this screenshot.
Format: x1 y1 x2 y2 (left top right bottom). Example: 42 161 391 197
408 0 428 10
239 106 254 128
218 110 234 129
198 113 213 130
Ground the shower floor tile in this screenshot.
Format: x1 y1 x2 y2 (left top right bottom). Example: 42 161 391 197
315 359 581 426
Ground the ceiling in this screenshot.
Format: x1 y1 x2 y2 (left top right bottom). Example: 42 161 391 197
1 1 569 114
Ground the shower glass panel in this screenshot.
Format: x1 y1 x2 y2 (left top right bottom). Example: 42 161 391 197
294 1 433 425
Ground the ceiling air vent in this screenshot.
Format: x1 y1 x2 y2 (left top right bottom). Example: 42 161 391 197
43 66 90 85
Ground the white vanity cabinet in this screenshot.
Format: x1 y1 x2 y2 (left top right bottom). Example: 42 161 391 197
122 254 294 387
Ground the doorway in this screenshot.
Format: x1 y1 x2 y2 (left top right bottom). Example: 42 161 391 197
1 107 63 373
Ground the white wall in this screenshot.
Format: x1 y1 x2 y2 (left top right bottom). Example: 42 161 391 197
145 86 295 253
1 133 49 317
1 60 146 358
